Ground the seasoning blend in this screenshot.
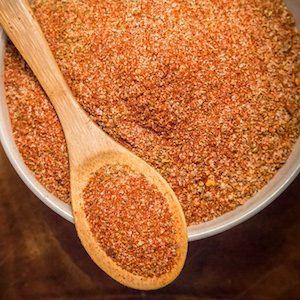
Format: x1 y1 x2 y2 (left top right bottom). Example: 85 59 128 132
5 0 300 227
83 163 182 279
70 154 188 290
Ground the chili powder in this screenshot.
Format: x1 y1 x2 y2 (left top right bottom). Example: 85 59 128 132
83 163 178 278
4 0 300 225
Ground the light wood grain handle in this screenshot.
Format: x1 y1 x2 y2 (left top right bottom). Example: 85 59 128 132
0 0 74 109
0 0 107 154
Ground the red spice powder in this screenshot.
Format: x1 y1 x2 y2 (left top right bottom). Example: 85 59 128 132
4 0 300 225
83 163 178 278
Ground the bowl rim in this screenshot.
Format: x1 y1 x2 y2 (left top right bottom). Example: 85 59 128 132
1 28 300 242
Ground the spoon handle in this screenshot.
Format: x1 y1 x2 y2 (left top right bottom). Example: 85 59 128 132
0 0 74 112
0 0 114 161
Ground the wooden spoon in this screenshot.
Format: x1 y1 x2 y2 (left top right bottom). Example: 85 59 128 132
0 0 188 290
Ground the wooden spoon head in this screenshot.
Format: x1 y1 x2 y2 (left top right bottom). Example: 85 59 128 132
70 147 188 290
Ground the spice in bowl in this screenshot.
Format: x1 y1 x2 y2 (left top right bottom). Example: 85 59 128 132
4 0 300 226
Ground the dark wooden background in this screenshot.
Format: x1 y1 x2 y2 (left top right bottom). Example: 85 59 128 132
1 143 300 300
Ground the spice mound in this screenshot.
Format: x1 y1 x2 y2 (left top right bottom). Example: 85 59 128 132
4 0 300 225
83 164 178 278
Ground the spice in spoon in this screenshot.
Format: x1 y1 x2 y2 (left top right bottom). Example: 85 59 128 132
83 163 179 278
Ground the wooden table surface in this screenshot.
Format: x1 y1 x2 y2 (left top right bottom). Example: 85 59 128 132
0 143 300 300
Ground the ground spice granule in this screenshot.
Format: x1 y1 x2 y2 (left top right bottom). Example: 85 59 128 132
83 163 178 277
4 0 300 225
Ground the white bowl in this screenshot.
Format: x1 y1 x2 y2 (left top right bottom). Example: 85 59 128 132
1 2 300 241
